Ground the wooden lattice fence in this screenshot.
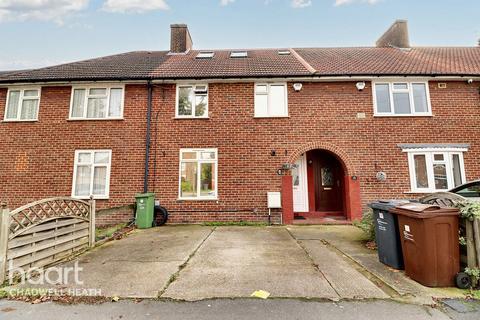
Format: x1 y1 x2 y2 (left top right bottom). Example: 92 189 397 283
0 197 96 283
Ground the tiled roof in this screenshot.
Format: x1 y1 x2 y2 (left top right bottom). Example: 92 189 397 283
295 47 480 76
0 47 479 83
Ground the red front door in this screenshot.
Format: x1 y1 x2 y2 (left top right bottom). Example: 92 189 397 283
310 150 344 212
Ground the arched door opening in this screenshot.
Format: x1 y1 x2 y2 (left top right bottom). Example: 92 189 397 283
292 149 347 223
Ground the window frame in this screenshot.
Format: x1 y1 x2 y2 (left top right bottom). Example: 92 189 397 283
175 84 209 119
3 87 41 122
254 83 289 118
373 81 432 117
68 84 125 120
178 148 218 200
71 149 112 200
405 148 466 193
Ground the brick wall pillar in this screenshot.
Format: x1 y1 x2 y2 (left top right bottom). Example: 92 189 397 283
281 175 294 225
344 176 362 221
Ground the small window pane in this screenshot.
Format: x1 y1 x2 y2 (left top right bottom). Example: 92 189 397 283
414 155 428 189
452 154 463 187
20 99 38 120
71 89 86 117
393 83 408 90
182 152 196 160
180 162 197 197
23 90 38 97
200 163 215 197
412 83 428 113
195 95 207 117
393 92 411 114
109 88 122 117
75 166 91 197
433 163 448 190
268 85 286 116
375 84 391 113
433 154 444 161
178 87 193 116
89 88 107 95
200 152 215 160
94 152 110 164
292 166 300 187
87 97 107 118
6 90 20 119
93 167 107 195
78 153 92 163
256 85 268 94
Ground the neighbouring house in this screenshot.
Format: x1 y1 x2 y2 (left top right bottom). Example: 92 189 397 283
0 21 479 225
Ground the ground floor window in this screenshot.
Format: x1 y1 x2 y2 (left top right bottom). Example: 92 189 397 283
404 147 466 192
72 150 112 199
179 148 217 200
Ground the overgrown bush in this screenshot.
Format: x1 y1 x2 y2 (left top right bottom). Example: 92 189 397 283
354 210 376 242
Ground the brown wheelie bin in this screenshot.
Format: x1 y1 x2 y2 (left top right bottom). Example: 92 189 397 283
391 203 460 287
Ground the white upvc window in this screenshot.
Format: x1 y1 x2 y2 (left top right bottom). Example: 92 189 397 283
179 148 218 200
4 87 41 121
69 85 124 120
72 150 112 199
405 149 466 193
373 81 431 116
254 83 288 117
175 84 208 118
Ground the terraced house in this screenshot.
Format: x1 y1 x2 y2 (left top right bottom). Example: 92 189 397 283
0 21 479 225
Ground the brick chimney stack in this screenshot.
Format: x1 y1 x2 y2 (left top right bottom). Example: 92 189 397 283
170 24 193 53
376 20 410 48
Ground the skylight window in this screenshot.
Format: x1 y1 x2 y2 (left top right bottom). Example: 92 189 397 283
278 50 291 55
230 51 248 58
196 51 215 59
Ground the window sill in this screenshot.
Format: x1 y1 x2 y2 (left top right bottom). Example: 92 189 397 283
177 197 218 202
2 119 38 123
174 117 210 120
67 118 124 121
373 114 433 118
403 190 446 194
253 115 290 119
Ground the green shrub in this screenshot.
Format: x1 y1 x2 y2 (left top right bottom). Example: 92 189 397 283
354 210 376 242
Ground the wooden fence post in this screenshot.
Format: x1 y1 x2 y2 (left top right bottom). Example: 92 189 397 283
89 199 96 248
473 218 480 267
0 205 10 284
466 220 477 268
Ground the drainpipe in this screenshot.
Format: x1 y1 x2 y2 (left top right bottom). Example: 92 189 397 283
143 80 153 193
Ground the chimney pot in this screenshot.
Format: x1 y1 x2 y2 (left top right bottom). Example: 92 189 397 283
376 20 410 48
170 24 193 53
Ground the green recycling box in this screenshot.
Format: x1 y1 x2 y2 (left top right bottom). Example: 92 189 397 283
135 193 155 229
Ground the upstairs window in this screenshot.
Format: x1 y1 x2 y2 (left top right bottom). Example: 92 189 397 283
404 148 467 193
4 88 40 121
373 82 431 116
254 83 288 117
176 84 208 118
230 51 248 58
70 85 124 120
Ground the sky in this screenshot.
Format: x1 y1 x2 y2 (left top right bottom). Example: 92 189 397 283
0 0 479 71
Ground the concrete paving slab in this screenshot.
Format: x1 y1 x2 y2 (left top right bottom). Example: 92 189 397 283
8 225 213 298
162 226 339 301
299 240 389 299
288 225 466 304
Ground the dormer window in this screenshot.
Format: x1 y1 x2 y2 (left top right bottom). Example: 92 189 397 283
230 51 248 58
176 84 209 118
196 52 215 59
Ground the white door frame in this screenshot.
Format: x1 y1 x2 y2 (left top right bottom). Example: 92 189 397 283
293 153 309 212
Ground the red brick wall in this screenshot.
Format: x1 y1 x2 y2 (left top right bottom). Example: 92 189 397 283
1 81 479 224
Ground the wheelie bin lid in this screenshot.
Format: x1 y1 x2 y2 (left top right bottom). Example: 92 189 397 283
390 203 458 218
368 199 411 211
135 192 155 199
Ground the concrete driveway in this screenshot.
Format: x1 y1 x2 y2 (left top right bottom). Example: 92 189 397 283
5 225 462 302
